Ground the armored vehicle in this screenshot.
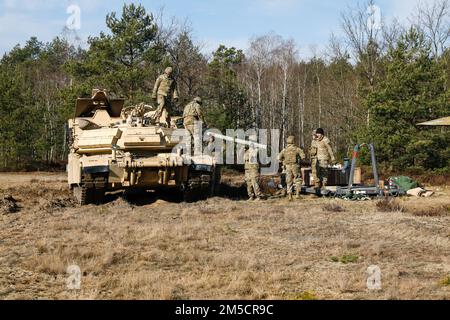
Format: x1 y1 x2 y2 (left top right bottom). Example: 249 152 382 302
67 89 220 205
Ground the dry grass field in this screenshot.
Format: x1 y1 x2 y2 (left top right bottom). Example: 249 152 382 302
0 172 449 300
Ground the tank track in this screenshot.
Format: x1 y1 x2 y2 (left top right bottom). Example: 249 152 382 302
183 166 221 202
183 175 211 202
73 174 107 205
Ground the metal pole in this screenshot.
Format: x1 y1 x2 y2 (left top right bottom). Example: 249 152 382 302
348 144 360 189
370 144 380 189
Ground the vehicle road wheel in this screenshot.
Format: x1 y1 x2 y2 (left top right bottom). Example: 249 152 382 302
73 185 95 205
182 185 197 203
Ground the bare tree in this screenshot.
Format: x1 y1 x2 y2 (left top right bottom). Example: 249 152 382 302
154 7 180 55
341 0 383 126
247 33 278 128
167 27 207 101
297 63 309 147
274 38 297 143
413 0 450 58
309 46 325 129
341 0 384 84
327 33 349 61
382 18 403 50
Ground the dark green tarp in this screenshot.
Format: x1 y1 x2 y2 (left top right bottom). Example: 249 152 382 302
388 176 419 192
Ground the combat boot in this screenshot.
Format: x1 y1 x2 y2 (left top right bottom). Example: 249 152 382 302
288 194 294 201
247 196 255 202
314 183 321 197
295 192 302 200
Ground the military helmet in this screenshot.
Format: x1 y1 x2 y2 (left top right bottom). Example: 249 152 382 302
316 128 325 135
194 97 202 104
287 136 296 144
91 88 107 97
164 67 173 75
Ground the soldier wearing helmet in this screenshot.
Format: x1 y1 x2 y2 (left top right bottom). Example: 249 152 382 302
244 135 263 201
183 97 206 137
278 136 306 201
152 66 179 127
309 130 319 189
310 128 336 191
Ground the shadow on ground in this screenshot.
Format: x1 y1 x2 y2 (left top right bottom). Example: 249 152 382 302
101 182 249 206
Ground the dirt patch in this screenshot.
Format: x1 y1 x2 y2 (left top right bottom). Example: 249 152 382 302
39 197 76 213
0 195 20 214
106 196 136 210
1 182 75 214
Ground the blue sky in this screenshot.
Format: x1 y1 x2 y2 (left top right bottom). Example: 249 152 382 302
0 0 433 57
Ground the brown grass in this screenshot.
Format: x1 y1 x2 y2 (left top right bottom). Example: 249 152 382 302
439 276 450 287
409 205 450 217
28 254 66 275
376 198 405 212
322 203 346 213
0 172 449 300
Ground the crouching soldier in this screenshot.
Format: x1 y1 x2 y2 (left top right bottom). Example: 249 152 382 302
278 136 306 201
244 142 263 201
311 128 336 191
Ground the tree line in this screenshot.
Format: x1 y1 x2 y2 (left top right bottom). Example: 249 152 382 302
0 1 448 172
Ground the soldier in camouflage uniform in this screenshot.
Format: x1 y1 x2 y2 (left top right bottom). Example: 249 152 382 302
183 97 205 137
278 136 306 201
244 142 263 201
309 130 319 188
152 67 179 127
310 128 336 190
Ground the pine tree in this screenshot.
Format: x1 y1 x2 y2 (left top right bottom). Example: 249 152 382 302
66 3 163 103
206 45 249 130
363 28 450 170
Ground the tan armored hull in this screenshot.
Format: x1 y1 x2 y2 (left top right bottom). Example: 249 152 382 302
67 90 220 205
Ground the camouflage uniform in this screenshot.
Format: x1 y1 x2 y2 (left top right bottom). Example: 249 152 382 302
244 147 262 200
311 136 335 189
309 132 318 187
183 98 205 137
278 136 306 199
152 67 179 126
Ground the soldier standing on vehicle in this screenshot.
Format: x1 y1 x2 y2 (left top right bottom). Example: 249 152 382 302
152 67 179 127
311 128 336 191
278 136 306 201
244 140 263 201
183 97 205 136
183 97 206 156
